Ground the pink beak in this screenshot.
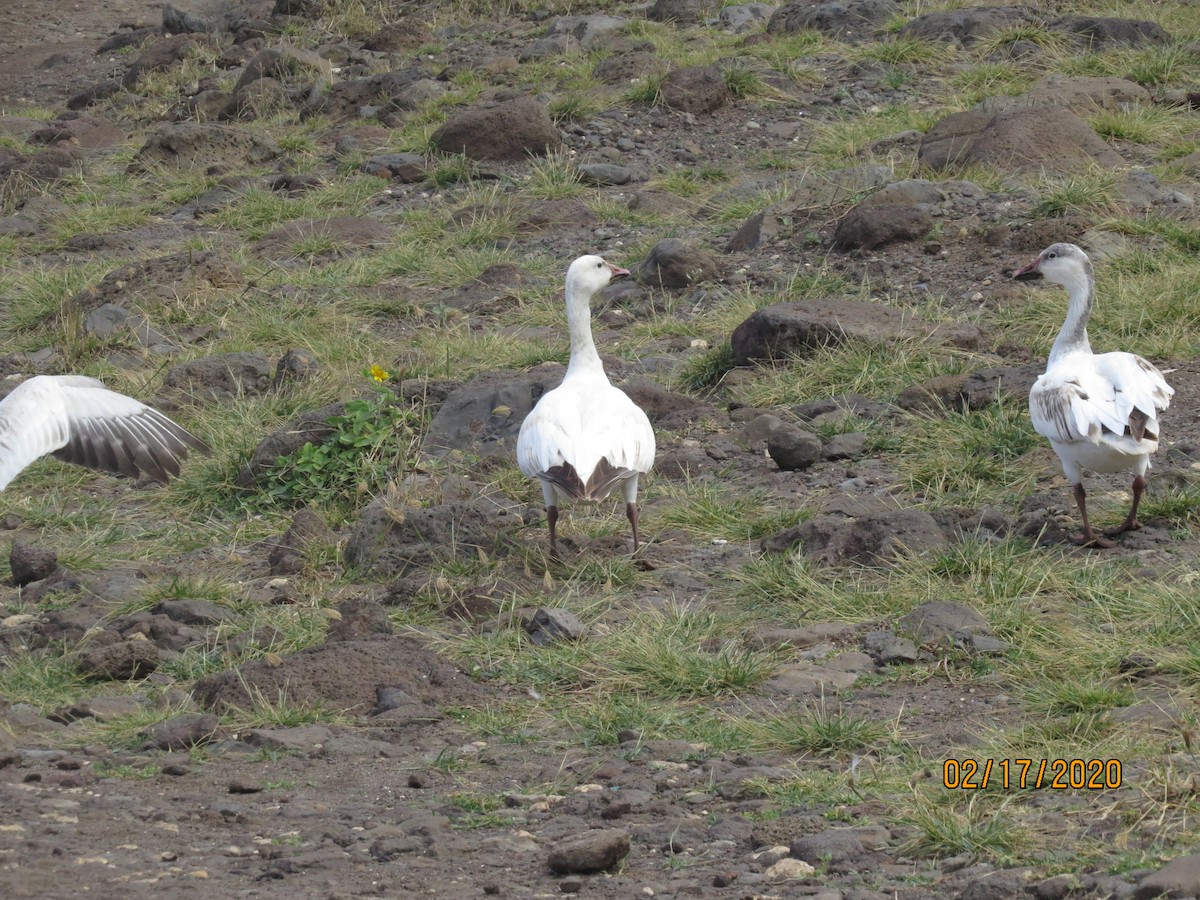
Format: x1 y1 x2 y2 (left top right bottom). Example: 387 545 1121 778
1012 255 1042 281
608 263 630 279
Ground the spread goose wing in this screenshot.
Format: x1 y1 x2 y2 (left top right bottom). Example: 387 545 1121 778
0 376 210 490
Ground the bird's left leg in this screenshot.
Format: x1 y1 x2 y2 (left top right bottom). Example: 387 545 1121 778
623 476 641 553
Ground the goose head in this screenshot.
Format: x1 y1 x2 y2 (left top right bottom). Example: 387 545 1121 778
566 254 629 299
1012 242 1092 287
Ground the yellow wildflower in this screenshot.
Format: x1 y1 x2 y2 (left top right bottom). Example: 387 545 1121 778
369 364 390 383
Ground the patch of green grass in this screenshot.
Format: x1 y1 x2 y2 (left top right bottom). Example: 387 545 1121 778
524 149 584 199
0 647 85 714
600 616 777 699
1028 167 1120 219
547 91 603 125
677 341 736 392
729 339 977 409
1090 106 1194 146
1024 681 1135 717
897 400 1041 507
93 762 162 779
809 105 940 164
857 36 949 67
223 685 348 729
751 703 894 755
624 72 666 106
1056 43 1200 88
657 481 813 543
1137 481 1200 528
898 796 1029 860
948 62 1033 105
722 63 770 100
975 25 1071 58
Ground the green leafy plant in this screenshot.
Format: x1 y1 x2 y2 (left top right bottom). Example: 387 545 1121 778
264 367 420 513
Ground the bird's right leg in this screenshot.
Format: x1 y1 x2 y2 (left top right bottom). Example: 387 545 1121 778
541 482 560 558
547 505 559 557
1105 474 1146 537
1073 482 1115 549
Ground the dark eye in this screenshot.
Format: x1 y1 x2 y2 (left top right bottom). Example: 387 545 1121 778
1047 251 1057 259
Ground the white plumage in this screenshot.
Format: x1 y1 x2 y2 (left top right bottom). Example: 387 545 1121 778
1014 242 1173 547
0 375 210 491
517 255 656 554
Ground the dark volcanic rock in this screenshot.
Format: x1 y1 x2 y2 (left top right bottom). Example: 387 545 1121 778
1052 16 1171 49
763 509 948 565
162 352 273 401
422 369 563 460
79 640 161 680
1135 854 1200 899
429 96 561 162
731 298 982 366
767 424 823 471
658 65 731 115
268 507 336 575
634 239 720 289
898 6 1033 45
768 0 899 42
129 123 280 173
547 829 631 874
918 106 1122 173
10 542 58 586
898 601 991 645
832 203 934 252
524 608 586 645
326 597 394 642
647 0 710 24
344 496 523 575
140 713 220 750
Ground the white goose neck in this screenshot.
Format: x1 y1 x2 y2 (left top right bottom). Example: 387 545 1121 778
1048 263 1094 363
564 278 608 380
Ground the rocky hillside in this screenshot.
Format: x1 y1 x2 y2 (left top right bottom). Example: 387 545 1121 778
2 0 1200 897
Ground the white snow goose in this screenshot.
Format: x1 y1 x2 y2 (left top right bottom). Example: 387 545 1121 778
516 255 656 555
0 375 210 491
1013 242 1173 548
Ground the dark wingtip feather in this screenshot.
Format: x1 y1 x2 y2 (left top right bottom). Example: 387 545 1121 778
52 408 208 484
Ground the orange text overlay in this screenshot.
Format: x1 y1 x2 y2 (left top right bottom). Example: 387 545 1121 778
942 758 1122 790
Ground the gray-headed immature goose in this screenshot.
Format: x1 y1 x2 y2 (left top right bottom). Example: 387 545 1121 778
516 255 656 555
0 375 210 491
1013 243 1173 548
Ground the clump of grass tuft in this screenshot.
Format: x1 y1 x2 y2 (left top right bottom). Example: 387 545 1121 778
601 618 777 699
525 149 584 199
625 72 666 106
1029 168 1119 219
857 36 949 67
0 647 86 714
899 796 1028 860
657 481 813 543
677 342 736 393
751 703 893 755
548 91 603 125
897 400 1040 507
